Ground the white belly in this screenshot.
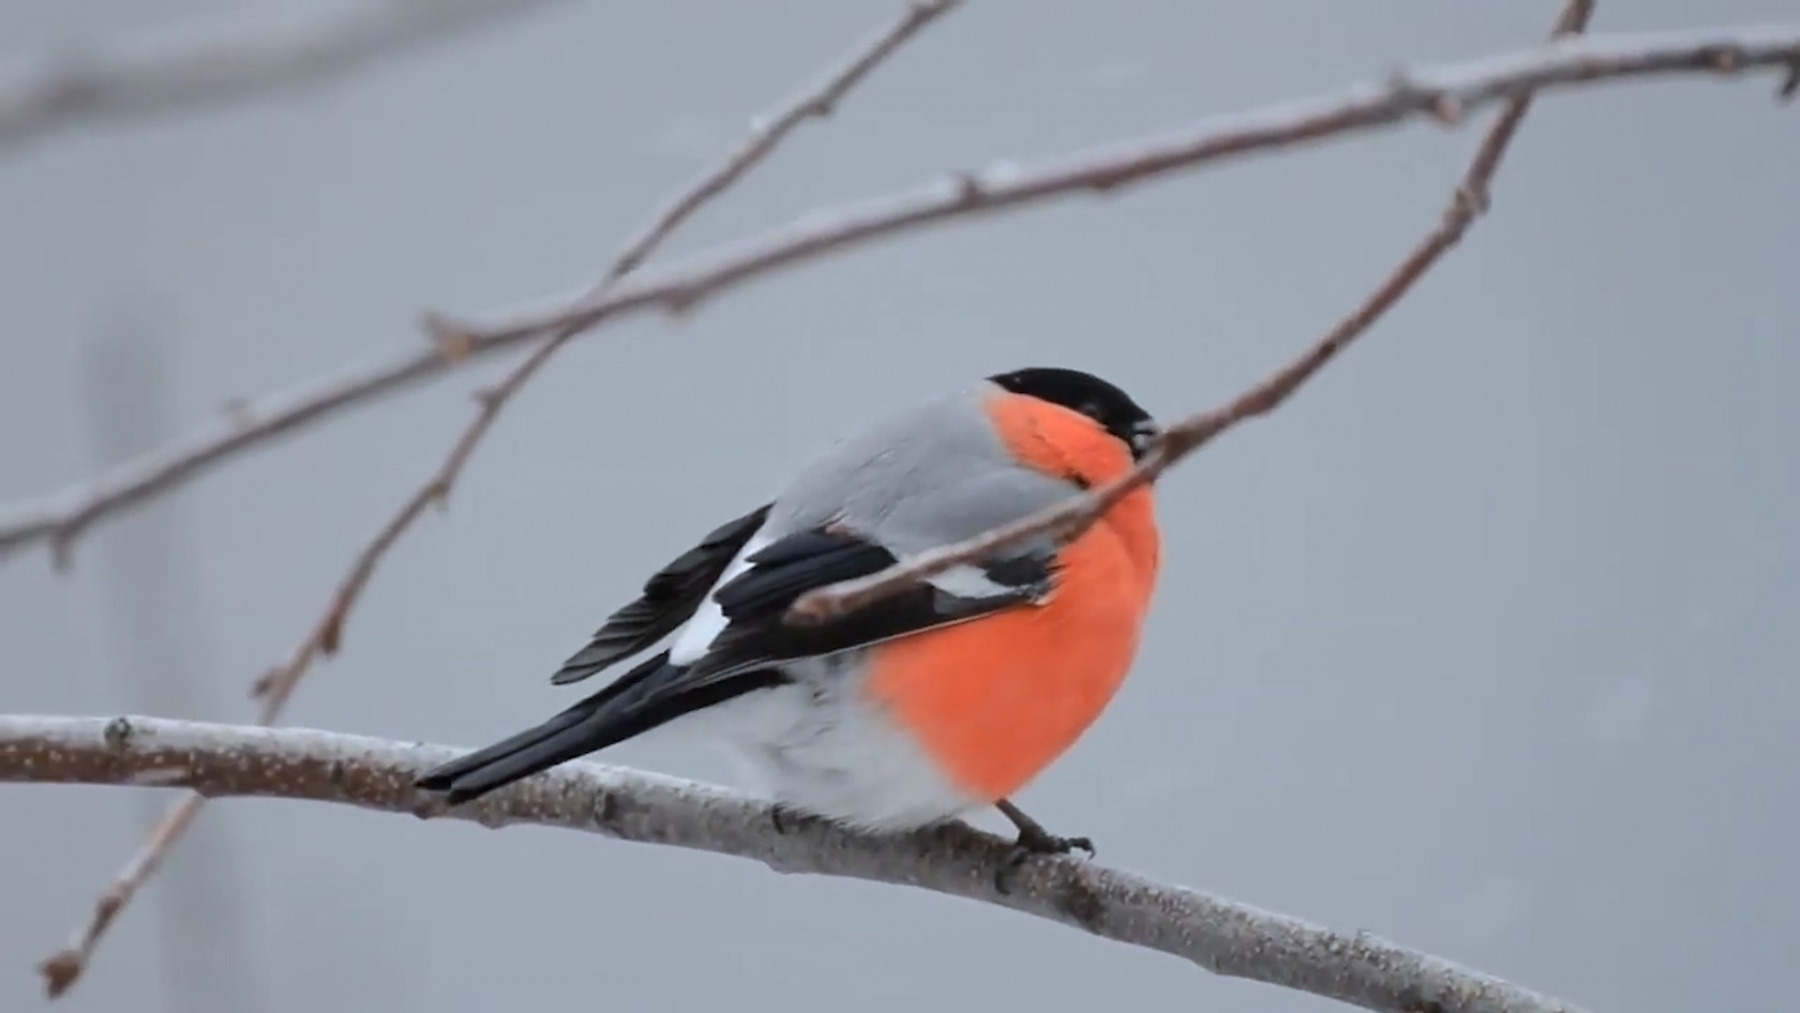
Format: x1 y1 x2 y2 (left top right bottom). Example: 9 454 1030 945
665 656 983 833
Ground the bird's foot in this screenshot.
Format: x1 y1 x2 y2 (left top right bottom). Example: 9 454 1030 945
992 799 1095 894
770 801 802 836
1010 825 1096 859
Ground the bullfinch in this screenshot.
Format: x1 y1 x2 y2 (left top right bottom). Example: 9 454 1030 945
416 366 1161 863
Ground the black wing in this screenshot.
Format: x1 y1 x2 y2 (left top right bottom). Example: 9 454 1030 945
683 525 1057 684
549 502 773 685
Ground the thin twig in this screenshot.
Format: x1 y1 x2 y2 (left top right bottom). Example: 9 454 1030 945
0 22 1792 566
0 0 571 157
32 2 959 998
787 0 1600 626
0 714 1595 1013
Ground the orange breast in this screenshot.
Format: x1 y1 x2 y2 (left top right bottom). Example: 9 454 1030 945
863 391 1160 802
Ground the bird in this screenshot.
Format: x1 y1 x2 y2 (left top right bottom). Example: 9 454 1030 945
414 366 1162 868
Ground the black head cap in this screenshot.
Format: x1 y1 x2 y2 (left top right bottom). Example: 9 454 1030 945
987 366 1158 459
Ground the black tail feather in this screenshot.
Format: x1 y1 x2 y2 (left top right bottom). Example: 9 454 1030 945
413 705 591 794
431 713 623 806
414 652 788 807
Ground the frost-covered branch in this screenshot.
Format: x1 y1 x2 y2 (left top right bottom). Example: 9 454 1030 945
0 714 1592 1013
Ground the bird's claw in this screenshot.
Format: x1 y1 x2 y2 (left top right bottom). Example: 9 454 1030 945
994 828 1095 894
770 802 800 835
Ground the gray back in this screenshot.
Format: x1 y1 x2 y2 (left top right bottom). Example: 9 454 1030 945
764 381 1080 558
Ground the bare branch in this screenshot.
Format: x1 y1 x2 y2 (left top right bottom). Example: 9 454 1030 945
787 0 1602 626
28 3 959 998
0 0 572 158
0 22 1792 565
0 714 1592 1013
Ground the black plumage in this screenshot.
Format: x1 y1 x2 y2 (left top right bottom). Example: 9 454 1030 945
549 502 771 685
986 366 1157 460
686 526 1053 683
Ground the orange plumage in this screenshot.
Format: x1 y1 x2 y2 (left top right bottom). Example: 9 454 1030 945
866 389 1160 801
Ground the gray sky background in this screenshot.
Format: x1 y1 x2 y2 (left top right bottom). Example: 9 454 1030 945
2 2 1795 1012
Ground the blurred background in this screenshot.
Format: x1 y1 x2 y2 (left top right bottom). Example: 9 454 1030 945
2 2 1795 1011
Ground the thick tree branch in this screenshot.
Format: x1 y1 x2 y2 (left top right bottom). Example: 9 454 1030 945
0 714 1592 1013
0 0 571 157
31 2 958 998
0 22 1792 565
787 0 1601 625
